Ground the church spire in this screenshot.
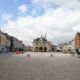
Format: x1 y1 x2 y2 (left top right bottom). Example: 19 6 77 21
45 34 47 39
40 34 42 39
41 34 42 39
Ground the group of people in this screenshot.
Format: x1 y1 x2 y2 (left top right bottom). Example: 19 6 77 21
16 49 25 54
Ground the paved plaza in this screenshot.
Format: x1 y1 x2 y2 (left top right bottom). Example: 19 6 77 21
0 52 80 80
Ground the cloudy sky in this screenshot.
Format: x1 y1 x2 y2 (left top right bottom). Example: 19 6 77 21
0 0 80 45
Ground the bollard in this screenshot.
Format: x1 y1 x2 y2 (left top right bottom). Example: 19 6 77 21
27 54 30 57
50 54 53 57
72 53 75 57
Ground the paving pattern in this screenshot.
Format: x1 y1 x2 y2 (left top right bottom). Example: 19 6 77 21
0 52 80 80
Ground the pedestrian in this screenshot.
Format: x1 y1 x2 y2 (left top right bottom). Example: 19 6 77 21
76 48 80 58
16 49 20 54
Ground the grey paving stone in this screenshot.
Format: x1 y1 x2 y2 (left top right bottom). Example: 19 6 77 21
0 52 80 80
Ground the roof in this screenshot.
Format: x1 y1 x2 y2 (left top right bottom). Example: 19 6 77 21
34 37 47 42
34 38 40 42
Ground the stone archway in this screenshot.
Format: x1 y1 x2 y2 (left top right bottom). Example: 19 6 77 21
35 47 38 52
52 48 54 51
44 47 47 52
39 47 43 52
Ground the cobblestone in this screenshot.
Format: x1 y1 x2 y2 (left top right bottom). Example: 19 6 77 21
0 52 80 80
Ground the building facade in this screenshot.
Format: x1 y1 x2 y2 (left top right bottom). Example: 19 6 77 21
0 31 10 48
0 30 25 52
0 31 11 52
24 45 33 51
61 40 75 53
11 37 24 51
33 35 56 52
75 32 80 48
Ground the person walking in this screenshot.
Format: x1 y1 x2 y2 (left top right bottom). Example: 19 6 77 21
76 48 80 58
16 49 20 54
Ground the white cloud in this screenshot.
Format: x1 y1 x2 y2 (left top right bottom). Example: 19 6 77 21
1 8 80 45
31 9 36 15
1 13 13 21
18 4 28 13
32 0 80 10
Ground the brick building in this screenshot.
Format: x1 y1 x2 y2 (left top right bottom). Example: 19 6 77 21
75 32 80 48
